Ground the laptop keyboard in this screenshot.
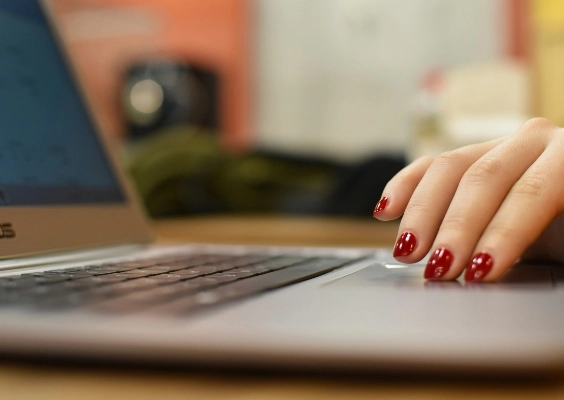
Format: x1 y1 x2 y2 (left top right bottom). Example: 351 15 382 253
0 253 354 316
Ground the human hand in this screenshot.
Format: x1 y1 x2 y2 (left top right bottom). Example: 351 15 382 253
373 118 564 282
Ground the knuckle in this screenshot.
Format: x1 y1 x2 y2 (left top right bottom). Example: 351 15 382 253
436 149 465 163
550 129 564 149
404 197 430 216
511 117 559 148
519 117 556 134
487 224 523 244
439 211 468 232
413 155 435 165
511 173 549 198
486 222 540 252
430 150 466 172
462 155 503 185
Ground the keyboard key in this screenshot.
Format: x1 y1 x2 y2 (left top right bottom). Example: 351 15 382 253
143 274 186 284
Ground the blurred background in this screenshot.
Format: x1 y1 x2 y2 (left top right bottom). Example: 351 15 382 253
47 0 557 218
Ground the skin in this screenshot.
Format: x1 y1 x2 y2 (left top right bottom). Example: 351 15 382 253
374 117 564 281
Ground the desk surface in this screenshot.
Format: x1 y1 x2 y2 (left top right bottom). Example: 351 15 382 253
3 215 564 399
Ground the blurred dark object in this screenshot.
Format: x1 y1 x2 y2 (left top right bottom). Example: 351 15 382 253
124 126 405 217
215 150 341 215
122 61 219 139
324 155 406 216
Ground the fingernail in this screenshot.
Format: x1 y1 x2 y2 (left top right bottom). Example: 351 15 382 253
465 252 494 281
424 248 453 279
393 232 417 257
373 197 389 217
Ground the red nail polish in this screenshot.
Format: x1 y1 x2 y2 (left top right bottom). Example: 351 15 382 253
465 252 494 281
373 197 389 217
424 248 453 279
393 232 417 257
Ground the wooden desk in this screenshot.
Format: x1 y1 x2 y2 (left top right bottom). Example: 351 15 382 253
154 215 400 247
1 216 564 399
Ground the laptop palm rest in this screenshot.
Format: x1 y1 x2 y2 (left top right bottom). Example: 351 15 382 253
328 262 558 289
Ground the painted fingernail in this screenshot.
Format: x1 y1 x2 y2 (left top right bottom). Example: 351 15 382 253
393 232 417 257
373 197 389 217
424 248 453 279
465 252 494 281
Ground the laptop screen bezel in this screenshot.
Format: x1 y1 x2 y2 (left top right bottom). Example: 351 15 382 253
0 1 153 260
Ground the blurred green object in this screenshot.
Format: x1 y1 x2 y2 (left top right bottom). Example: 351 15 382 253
124 126 228 216
123 126 338 217
216 150 337 214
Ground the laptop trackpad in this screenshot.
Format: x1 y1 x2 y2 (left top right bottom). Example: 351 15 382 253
328 262 556 289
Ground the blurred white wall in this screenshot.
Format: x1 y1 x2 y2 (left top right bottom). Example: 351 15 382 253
253 0 505 161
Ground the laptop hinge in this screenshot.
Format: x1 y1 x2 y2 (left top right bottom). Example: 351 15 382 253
0 244 147 272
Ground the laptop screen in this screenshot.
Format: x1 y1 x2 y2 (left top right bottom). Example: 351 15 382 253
0 0 124 206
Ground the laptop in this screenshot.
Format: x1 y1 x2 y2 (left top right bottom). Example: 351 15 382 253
0 0 563 375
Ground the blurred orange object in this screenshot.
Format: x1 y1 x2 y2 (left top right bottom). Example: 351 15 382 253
507 0 531 60
50 0 251 151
